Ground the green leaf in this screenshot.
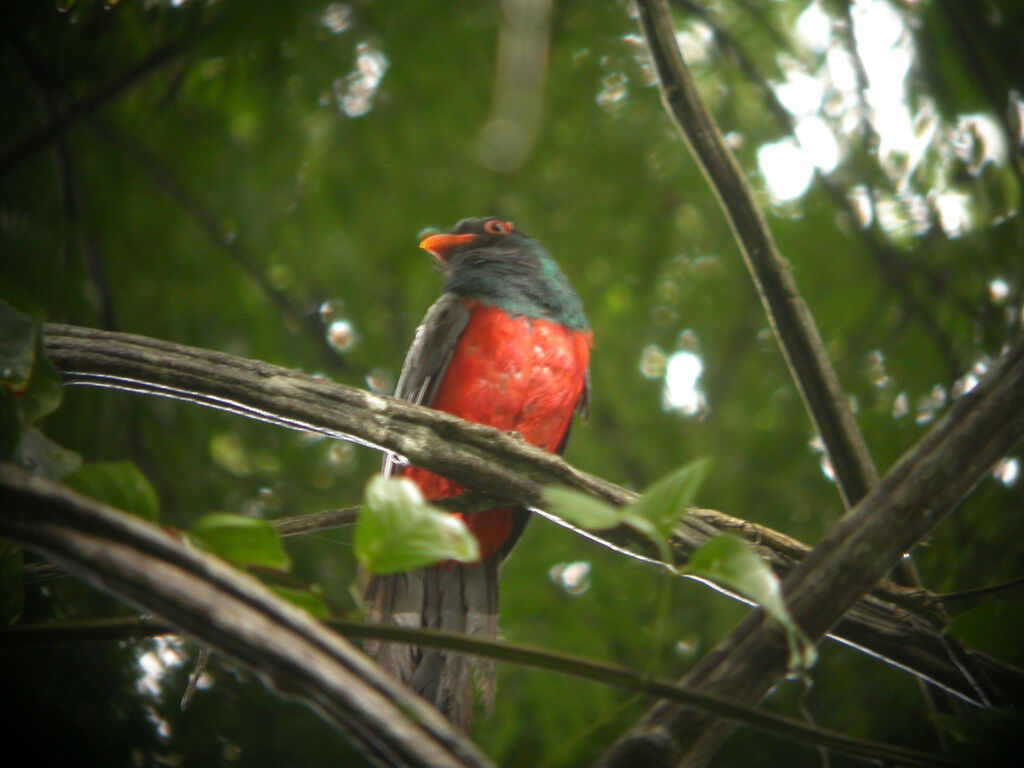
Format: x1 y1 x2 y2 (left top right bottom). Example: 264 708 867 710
355 475 479 574
13 428 82 480
64 460 160 522
686 534 817 671
18 331 62 425
271 585 329 619
188 513 292 570
0 303 63 445
628 458 713 541
542 486 623 530
0 301 36 387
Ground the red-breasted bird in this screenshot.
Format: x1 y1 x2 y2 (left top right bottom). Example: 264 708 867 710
363 217 591 730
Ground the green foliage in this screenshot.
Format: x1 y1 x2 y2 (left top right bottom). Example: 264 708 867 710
270 585 330 619
3 0 1024 764
544 458 712 561
188 512 291 570
355 475 479 574
686 534 816 671
0 302 63 458
64 460 161 522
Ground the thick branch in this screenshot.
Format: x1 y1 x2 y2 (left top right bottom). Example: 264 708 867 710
39 323 1024 709
636 0 876 510
0 464 492 768
595 336 1024 767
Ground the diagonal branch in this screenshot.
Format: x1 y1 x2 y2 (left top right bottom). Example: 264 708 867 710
39 323 1024 709
594 325 1024 765
0 464 493 768
638 0 876 511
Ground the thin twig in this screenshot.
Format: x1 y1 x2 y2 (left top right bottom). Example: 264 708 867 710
0 43 183 176
0 613 964 768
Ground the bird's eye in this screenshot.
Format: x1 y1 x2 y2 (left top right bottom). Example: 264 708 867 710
483 219 514 235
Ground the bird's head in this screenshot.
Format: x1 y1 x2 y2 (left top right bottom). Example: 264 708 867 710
418 216 588 330
419 217 522 265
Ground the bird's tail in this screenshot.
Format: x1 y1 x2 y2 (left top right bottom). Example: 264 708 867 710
362 557 499 731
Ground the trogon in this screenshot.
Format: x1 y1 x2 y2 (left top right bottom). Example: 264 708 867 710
362 217 591 730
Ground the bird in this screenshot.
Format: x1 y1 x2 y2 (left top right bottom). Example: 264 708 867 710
362 216 591 731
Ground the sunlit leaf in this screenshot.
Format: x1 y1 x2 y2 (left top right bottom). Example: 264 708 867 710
189 513 292 571
64 460 160 522
628 458 713 541
686 534 816 670
271 585 329 619
355 475 478 574
542 486 623 529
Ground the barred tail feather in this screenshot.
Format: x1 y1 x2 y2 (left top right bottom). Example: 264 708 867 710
362 557 500 731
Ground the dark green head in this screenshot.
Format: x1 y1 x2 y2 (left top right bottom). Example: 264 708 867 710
419 217 589 330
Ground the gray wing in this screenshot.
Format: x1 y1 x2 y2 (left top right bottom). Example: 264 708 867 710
383 292 472 477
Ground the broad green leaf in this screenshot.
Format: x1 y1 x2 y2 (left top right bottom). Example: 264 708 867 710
271 586 329 619
686 534 816 670
64 460 160 522
542 486 623 530
189 513 292 570
628 458 713 541
0 302 36 387
355 475 479 574
13 428 82 480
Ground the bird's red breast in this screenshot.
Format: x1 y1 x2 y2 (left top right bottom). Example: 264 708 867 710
401 298 592 559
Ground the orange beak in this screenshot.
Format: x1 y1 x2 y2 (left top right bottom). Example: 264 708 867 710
419 232 476 261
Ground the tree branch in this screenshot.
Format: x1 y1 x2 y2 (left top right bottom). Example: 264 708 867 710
594 335 1024 767
39 323 1024 709
0 613 964 768
635 0 877 511
0 464 493 768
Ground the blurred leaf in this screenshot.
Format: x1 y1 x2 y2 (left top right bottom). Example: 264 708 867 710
0 301 36 387
189 513 292 571
629 458 713 541
13 428 82 479
686 534 817 671
0 304 62 446
271 585 329 619
18 331 62 426
64 460 160 522
542 486 623 529
0 543 23 625
355 475 479 574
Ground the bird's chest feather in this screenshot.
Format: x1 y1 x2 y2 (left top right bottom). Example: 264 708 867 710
403 300 590 507
432 300 590 446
